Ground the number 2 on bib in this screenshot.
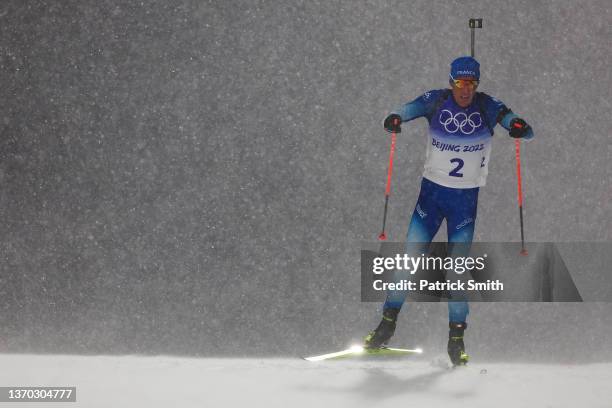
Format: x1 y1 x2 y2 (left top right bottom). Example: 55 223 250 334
449 158 464 177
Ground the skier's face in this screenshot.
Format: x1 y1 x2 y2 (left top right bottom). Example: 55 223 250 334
451 77 478 108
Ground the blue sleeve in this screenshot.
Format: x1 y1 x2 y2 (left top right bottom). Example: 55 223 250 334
482 94 534 140
391 90 445 122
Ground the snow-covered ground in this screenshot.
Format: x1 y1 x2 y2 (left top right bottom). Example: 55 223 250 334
2 354 611 408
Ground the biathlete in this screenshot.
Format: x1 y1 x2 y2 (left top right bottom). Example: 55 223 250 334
365 56 534 366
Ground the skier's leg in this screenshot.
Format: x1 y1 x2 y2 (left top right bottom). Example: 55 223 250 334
443 186 479 365
446 236 474 324
366 179 443 349
445 186 478 321
384 178 444 310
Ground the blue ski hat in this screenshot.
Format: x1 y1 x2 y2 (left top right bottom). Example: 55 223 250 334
450 56 480 80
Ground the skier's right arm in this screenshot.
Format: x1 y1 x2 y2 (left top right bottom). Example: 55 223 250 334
383 90 444 133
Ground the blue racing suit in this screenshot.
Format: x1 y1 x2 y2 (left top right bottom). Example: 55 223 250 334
382 89 533 323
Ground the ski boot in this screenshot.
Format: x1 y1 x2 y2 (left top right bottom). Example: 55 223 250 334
364 307 400 349
447 322 469 366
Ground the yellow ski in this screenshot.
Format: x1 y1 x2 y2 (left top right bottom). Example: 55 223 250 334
303 345 422 362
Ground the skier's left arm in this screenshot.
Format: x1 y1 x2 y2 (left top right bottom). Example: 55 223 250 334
485 95 534 140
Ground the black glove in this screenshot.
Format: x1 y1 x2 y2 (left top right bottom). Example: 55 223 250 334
509 117 532 139
383 113 402 133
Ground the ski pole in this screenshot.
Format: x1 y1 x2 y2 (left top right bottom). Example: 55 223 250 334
378 120 398 241
514 139 528 255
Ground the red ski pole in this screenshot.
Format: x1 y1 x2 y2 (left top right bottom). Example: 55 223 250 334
378 120 398 241
514 139 528 256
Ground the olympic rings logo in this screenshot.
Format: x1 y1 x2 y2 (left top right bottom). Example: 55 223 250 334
439 110 482 134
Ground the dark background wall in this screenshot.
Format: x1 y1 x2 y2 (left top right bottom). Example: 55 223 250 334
0 0 610 361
